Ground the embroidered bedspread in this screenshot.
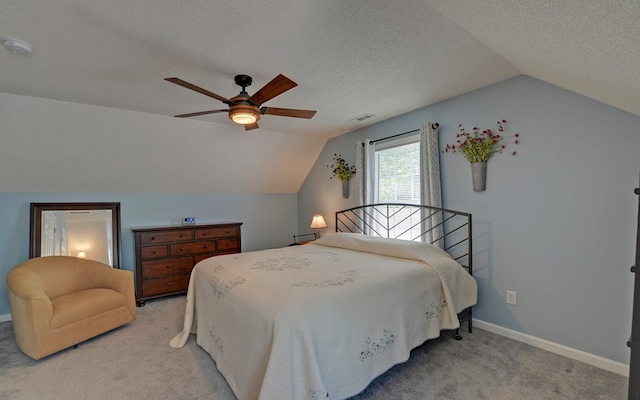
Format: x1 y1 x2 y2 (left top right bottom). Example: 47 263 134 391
170 233 477 400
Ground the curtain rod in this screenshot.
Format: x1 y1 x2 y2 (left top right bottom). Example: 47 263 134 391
370 128 419 144
369 123 438 145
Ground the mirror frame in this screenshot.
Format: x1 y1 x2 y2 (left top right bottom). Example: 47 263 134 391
29 202 122 268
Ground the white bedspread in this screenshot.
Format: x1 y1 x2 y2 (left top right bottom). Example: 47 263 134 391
170 233 477 400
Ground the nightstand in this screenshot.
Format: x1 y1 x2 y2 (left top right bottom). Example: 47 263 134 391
290 233 316 246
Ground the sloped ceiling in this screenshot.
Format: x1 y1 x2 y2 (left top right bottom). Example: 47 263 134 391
426 0 640 120
1 1 638 192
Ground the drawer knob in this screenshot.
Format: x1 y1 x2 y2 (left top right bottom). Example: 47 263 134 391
203 245 208 249
150 236 155 241
179 234 183 238
166 265 171 269
152 250 157 254
179 247 184 251
167 282 172 287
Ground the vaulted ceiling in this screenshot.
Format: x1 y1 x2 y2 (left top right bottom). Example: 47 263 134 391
1 1 638 192
4 0 637 140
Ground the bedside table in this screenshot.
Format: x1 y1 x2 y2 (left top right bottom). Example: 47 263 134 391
290 233 316 246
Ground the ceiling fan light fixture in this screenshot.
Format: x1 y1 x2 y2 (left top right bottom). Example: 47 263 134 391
230 112 257 124
166 74 315 130
229 105 260 125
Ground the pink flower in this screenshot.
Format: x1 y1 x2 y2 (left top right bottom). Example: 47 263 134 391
443 119 522 162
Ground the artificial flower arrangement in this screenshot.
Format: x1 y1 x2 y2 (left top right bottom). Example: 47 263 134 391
443 119 520 163
328 153 356 181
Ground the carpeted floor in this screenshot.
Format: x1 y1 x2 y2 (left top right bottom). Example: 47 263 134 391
0 296 628 400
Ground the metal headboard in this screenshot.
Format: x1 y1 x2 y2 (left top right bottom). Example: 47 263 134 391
335 203 472 273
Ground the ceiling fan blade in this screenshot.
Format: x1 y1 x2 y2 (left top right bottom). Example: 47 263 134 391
174 109 228 118
244 122 260 131
249 74 297 105
165 78 232 105
261 107 317 119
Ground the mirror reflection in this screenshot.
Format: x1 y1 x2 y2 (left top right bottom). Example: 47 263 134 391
30 202 121 268
40 210 114 266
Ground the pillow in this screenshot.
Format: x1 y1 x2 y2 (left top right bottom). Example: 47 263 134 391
313 232 453 263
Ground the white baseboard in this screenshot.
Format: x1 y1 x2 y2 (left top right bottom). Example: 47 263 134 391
0 313 12 323
474 319 629 377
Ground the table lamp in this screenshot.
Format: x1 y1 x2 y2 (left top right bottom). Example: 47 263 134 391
310 214 328 238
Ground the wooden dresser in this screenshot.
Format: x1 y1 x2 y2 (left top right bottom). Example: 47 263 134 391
132 222 242 306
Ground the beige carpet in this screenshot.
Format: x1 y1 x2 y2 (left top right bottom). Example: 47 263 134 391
0 296 628 400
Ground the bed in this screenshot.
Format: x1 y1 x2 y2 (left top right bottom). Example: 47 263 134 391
171 203 477 400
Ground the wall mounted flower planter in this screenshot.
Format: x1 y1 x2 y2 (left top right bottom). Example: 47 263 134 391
342 180 350 198
470 161 487 192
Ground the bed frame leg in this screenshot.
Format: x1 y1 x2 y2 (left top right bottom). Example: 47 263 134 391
453 308 473 340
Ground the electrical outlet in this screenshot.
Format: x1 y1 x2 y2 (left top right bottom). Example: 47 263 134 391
506 290 517 305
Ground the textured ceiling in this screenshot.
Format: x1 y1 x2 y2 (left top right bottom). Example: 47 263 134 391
0 0 637 140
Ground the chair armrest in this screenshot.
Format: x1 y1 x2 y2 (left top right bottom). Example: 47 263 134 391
6 267 52 309
84 263 136 317
85 263 131 292
6 267 54 348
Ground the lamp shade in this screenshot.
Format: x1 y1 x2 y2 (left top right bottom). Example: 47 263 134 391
310 214 327 229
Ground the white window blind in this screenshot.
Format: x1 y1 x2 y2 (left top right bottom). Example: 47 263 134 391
374 135 421 204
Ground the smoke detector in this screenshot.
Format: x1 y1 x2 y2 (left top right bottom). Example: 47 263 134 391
3 38 33 55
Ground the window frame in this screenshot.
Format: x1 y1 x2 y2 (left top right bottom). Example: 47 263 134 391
373 133 421 205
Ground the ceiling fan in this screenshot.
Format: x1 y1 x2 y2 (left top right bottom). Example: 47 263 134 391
165 74 316 131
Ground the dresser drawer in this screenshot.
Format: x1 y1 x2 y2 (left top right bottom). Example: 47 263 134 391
194 253 217 264
141 257 193 278
170 240 217 256
218 238 239 252
140 230 194 244
142 274 190 297
196 226 240 239
140 245 168 259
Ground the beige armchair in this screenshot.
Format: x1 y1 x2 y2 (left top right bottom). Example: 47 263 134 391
6 256 136 360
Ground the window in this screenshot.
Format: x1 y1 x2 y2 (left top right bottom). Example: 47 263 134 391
373 134 422 239
374 135 420 204
357 124 442 243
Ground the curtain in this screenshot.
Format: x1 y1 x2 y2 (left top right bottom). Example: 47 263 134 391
420 122 444 246
356 140 374 206
355 140 375 234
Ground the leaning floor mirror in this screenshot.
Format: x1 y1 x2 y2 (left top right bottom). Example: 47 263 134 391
29 202 121 268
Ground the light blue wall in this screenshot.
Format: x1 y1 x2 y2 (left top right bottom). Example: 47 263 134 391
298 75 640 364
0 192 298 316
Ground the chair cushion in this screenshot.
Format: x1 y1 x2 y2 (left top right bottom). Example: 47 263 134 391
50 288 128 330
